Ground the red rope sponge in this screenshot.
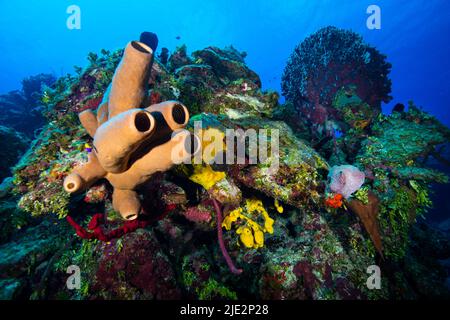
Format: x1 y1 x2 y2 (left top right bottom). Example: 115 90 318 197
66 204 176 242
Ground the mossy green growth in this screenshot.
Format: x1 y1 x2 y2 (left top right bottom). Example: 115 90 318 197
332 86 379 131
353 186 369 204
379 181 432 260
55 239 98 299
182 270 197 288
181 254 237 300
12 120 87 218
357 102 450 173
18 186 70 218
41 90 51 104
177 81 213 115
349 232 376 259
197 278 238 300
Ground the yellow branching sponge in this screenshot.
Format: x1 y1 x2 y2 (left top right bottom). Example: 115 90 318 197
222 198 275 249
274 198 284 213
189 164 241 205
189 165 226 190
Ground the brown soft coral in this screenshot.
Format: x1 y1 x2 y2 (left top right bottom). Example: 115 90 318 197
346 191 383 257
63 40 199 220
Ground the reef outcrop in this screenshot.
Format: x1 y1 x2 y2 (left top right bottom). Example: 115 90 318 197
2 27 450 300
0 126 30 183
281 26 392 143
0 73 55 137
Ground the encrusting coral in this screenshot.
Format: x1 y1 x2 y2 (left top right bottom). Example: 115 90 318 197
63 34 200 220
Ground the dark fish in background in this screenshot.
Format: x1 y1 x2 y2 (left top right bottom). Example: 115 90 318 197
392 103 405 113
175 35 181 40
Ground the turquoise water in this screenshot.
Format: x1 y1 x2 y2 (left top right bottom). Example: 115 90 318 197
0 0 449 124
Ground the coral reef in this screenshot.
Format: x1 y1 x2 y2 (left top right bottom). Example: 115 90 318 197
0 126 30 183
0 27 449 300
354 103 450 259
0 73 56 137
281 26 392 142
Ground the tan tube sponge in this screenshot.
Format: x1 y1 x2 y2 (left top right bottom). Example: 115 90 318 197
106 129 200 188
78 109 98 138
146 101 190 130
63 36 197 220
96 84 111 126
63 152 107 193
93 109 155 173
112 189 141 221
108 41 153 118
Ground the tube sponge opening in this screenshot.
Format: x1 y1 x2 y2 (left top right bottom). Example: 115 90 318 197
135 111 152 132
146 101 190 130
172 103 187 125
131 41 151 54
124 213 138 220
63 173 83 193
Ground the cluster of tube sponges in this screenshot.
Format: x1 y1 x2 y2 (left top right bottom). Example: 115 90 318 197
63 38 200 220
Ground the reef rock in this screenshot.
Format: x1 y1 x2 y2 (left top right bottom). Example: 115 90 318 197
2 29 450 301
0 216 68 299
0 126 30 183
0 73 55 137
90 229 181 299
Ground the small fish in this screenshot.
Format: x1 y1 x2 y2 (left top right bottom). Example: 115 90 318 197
175 35 181 40
85 143 93 153
334 129 343 138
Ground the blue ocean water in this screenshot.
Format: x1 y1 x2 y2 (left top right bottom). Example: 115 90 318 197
1 1 450 302
0 0 449 124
